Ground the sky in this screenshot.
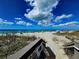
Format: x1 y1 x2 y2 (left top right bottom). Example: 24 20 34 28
0 0 79 31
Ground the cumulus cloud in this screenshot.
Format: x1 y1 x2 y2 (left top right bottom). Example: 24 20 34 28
0 18 14 25
38 20 52 26
16 20 32 26
25 0 34 6
54 14 73 22
25 0 59 21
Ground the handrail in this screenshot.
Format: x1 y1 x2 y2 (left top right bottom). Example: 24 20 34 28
7 39 45 59
74 46 79 52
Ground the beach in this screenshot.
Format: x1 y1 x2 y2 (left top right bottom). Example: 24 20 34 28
22 32 71 59
0 31 72 59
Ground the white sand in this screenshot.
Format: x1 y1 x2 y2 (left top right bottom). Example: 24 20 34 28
15 32 71 59
26 32 71 59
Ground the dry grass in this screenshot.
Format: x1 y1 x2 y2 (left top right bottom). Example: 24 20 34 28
0 34 37 59
54 31 79 41
55 31 79 36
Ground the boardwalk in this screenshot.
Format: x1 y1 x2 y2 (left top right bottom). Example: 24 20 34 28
7 32 71 59
33 32 70 59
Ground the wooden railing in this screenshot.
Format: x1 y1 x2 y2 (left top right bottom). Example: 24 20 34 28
7 39 46 59
7 39 55 59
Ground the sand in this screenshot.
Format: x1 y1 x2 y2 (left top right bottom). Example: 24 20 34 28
26 32 71 59
15 32 71 59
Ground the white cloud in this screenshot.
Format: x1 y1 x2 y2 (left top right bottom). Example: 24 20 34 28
54 14 73 22
16 21 26 25
0 18 14 25
2 22 14 25
16 20 32 26
26 22 32 26
38 21 42 25
25 0 59 21
15 18 22 20
25 0 34 6
26 9 30 13
38 20 52 26
54 21 79 27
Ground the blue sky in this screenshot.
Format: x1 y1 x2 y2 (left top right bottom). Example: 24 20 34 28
53 0 79 24
0 0 79 31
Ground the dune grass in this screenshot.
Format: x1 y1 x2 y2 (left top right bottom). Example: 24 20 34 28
0 34 37 59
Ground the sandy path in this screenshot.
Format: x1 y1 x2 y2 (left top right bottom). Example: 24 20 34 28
16 32 70 59
32 32 70 59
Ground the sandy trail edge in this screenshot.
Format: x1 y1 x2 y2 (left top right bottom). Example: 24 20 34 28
32 32 69 59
